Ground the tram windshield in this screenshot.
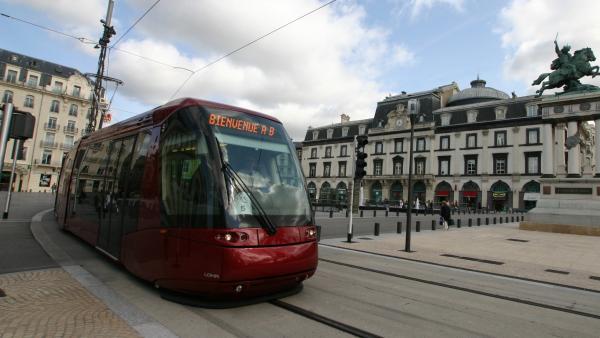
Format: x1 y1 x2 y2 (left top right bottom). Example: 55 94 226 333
208 108 312 228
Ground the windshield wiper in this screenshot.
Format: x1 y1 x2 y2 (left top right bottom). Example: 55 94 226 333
223 163 278 235
215 138 277 235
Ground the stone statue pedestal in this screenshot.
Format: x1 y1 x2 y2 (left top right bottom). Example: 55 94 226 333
522 178 600 235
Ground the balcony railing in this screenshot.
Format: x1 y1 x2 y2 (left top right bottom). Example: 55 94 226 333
39 140 58 149
0 77 90 101
63 126 78 134
33 159 62 167
60 143 74 150
44 123 59 131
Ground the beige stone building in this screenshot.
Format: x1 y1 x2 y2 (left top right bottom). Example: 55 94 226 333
0 48 100 192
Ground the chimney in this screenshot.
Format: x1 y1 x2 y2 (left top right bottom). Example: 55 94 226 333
340 114 350 124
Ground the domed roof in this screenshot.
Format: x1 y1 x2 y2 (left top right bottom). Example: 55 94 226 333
447 78 509 106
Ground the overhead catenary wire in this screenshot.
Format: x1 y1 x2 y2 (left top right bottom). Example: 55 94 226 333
169 0 338 99
0 11 191 73
110 0 161 49
0 12 95 44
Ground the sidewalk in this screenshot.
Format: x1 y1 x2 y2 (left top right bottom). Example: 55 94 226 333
320 223 600 292
0 193 176 338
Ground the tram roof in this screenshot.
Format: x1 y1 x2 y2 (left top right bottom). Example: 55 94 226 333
82 98 282 143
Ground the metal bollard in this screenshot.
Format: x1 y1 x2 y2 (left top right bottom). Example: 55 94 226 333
505 216 509 223
468 219 472 227
499 217 503 224
416 221 420 232
346 209 349 218
329 210 333 218
457 219 461 228
485 217 489 225
432 219 436 230
521 215 525 221
396 210 399 217
385 210 389 217
511 216 514 222
493 217 497 224
360 210 364 217
477 218 481 226
397 221 402 234
374 222 380 236
373 210 377 217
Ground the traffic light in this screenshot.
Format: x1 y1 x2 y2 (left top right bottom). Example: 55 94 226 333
354 135 368 180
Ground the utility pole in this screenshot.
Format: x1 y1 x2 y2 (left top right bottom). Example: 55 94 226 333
87 0 116 134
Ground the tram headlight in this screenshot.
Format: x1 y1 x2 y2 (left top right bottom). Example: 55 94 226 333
214 232 250 243
305 228 317 239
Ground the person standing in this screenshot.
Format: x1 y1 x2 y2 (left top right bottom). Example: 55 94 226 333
440 200 451 230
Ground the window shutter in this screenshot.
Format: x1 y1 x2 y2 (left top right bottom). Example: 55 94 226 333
19 68 27 82
0 63 5 80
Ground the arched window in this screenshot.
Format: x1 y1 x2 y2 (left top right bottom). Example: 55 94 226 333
320 182 331 202
335 182 347 204
371 181 382 203
390 181 403 203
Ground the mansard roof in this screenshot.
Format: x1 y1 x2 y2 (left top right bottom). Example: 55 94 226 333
0 48 83 79
304 118 372 142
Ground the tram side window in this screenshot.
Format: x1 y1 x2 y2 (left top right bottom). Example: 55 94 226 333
122 131 151 234
160 111 221 228
76 141 110 224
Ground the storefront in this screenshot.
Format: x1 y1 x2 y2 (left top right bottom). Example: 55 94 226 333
370 181 382 204
335 182 348 206
489 180 512 211
520 180 540 210
434 181 453 205
460 181 480 209
389 181 403 204
412 181 426 206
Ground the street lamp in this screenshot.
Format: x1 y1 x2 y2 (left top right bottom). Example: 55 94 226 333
405 98 421 252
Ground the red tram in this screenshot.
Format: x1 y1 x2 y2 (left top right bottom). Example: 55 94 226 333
55 98 318 301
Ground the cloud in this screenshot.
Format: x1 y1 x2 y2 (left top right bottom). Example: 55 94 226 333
105 0 408 139
390 0 464 19
7 0 418 140
499 0 600 94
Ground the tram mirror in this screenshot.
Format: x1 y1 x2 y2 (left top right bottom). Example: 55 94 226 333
10 111 35 140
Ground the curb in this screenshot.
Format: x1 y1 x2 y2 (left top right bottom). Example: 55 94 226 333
30 209 178 338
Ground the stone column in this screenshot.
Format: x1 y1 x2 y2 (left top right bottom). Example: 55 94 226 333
542 123 554 177
595 119 600 177
567 121 581 177
481 130 489 174
555 123 566 174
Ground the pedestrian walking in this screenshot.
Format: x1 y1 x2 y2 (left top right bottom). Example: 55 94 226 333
51 183 57 194
440 200 451 230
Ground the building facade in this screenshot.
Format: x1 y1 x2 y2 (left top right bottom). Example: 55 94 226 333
0 49 100 192
301 79 569 211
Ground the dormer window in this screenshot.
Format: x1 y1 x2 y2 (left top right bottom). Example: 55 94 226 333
441 113 450 126
312 130 319 140
359 125 366 135
495 106 507 120
526 105 537 117
342 127 349 137
327 129 334 139
467 110 478 123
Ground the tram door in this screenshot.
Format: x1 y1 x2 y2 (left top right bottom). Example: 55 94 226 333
97 136 136 258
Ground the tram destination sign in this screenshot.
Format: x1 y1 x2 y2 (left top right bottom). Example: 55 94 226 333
208 113 276 137
554 187 593 195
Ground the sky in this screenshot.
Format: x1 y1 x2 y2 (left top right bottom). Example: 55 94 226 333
1 0 599 140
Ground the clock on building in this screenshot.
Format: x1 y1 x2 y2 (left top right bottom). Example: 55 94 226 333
396 118 404 127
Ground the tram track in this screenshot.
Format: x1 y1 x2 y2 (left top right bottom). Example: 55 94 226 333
317 257 600 320
270 300 383 338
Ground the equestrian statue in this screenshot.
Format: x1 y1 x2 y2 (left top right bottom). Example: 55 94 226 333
532 38 600 96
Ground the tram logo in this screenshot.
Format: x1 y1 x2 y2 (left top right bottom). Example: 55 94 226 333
203 272 221 279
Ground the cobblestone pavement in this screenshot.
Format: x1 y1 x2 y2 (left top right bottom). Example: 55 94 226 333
0 268 141 338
